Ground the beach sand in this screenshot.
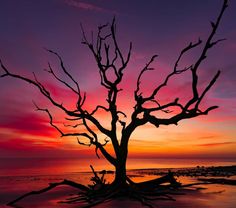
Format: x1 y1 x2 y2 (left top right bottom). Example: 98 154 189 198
1 166 236 208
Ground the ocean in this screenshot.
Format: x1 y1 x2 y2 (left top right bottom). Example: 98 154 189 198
1 157 236 177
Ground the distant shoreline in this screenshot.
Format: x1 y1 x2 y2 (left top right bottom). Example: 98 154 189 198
1 164 236 178
1 157 236 177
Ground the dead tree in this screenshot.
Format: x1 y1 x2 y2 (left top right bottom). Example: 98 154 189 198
0 0 228 207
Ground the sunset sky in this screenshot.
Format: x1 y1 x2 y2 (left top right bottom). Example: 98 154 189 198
0 0 235 160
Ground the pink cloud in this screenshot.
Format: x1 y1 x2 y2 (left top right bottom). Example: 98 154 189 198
0 111 55 137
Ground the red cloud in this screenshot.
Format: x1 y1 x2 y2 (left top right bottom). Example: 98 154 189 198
196 142 236 147
0 137 95 158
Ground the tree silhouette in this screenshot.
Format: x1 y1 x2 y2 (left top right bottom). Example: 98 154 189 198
0 0 228 207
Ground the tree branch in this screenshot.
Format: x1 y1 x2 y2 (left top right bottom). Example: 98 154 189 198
143 39 202 103
90 105 109 116
195 70 221 110
124 0 227 143
44 48 86 108
134 55 157 102
45 62 79 95
185 0 228 109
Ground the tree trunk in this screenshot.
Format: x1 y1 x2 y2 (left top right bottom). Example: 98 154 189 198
112 133 130 188
113 158 127 187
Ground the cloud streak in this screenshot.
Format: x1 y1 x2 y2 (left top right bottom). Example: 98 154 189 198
0 111 55 137
196 142 236 147
64 0 118 14
0 137 95 158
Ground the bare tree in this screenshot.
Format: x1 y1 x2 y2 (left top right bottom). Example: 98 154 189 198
0 0 228 207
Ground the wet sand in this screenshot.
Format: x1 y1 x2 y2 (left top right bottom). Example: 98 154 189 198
1 166 236 208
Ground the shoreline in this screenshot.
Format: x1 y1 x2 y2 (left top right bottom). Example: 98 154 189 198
1 164 236 178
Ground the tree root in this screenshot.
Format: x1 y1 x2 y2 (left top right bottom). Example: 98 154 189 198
7 179 89 206
7 177 178 208
7 171 186 208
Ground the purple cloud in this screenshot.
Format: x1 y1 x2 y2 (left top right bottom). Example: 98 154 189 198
64 0 118 14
